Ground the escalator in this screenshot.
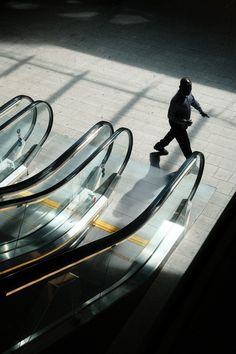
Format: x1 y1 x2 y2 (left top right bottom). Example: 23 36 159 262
0 95 53 187
0 148 204 354
0 123 132 275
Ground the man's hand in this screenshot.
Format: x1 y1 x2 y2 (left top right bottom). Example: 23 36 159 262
186 119 193 126
181 119 192 128
200 111 209 118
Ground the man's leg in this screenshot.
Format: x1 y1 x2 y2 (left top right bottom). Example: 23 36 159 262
153 126 175 155
159 130 175 147
172 125 192 158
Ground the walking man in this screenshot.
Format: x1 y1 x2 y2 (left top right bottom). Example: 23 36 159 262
154 77 209 158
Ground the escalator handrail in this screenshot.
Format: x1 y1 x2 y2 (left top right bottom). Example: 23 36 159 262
0 121 114 195
0 126 133 208
0 151 204 296
0 100 53 167
0 100 53 136
30 101 53 149
0 95 34 118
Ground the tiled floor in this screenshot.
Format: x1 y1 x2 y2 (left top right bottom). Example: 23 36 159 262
0 0 235 352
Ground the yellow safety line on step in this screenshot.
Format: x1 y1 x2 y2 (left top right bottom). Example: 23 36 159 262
19 191 60 209
93 218 149 247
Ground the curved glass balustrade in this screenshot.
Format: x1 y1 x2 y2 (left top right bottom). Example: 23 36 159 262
0 100 53 187
0 152 204 354
0 126 133 274
0 95 34 127
0 120 114 197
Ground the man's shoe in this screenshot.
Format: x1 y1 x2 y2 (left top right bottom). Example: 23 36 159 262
153 143 169 155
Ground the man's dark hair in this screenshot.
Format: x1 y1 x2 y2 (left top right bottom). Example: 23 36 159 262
180 77 192 87
179 77 192 95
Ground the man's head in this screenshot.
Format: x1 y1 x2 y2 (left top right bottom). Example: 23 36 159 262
179 77 192 96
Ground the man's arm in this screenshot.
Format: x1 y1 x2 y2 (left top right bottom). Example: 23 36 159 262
191 95 209 118
167 98 177 121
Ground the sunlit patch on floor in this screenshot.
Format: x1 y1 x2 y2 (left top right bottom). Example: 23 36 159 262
6 1 39 9
66 0 83 4
110 14 149 25
58 11 98 19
